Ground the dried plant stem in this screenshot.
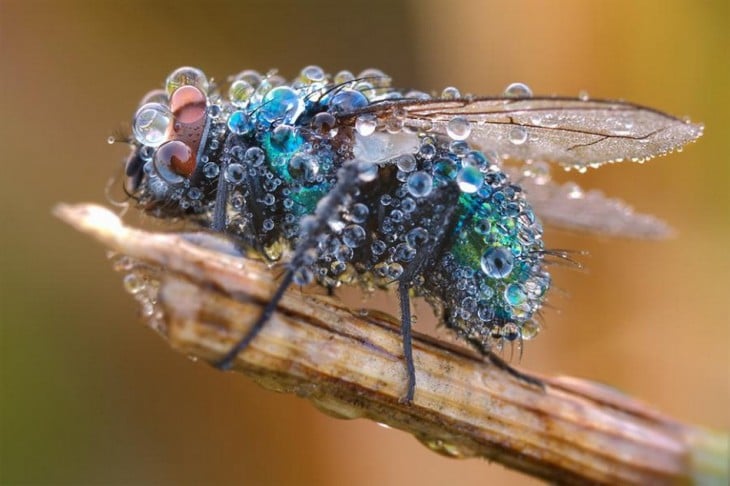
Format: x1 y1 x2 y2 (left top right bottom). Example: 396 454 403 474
55 203 728 485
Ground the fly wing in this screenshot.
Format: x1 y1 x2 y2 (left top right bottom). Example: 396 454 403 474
354 97 703 169
508 169 673 238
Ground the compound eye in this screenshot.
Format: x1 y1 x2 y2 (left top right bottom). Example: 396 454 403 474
153 140 195 184
169 85 207 124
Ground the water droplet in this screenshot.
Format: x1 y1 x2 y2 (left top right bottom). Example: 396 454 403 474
225 163 246 184
357 161 378 182
260 86 304 124
232 69 262 87
300 65 326 83
342 224 366 248
334 70 355 85
123 272 145 294
394 243 416 262
480 247 514 279
406 227 428 247
475 219 491 235
132 103 172 147
406 171 433 198
227 110 252 135
288 154 319 181
228 79 255 107
329 89 368 114
521 321 541 340
456 165 483 193
441 86 461 99
578 90 590 101
395 154 417 173
504 284 527 306
166 66 209 95
386 263 403 279
508 126 528 145
503 82 533 98
419 142 436 160
312 112 337 137
350 203 369 224
355 114 377 136
244 146 266 166
371 240 386 255
446 116 472 141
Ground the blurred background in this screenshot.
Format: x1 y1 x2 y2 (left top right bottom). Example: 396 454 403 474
1 1 728 484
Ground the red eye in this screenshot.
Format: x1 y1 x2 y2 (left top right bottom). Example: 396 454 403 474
154 140 195 184
170 85 207 124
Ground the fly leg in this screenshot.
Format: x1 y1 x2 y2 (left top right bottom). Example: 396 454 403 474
398 282 416 403
394 183 460 403
215 160 363 370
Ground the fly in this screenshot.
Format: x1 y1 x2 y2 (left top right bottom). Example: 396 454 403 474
121 66 702 403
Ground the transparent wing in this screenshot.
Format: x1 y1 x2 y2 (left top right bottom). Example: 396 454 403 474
353 97 703 169
505 165 672 239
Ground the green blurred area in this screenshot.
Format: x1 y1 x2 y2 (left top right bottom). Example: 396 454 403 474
1 1 727 485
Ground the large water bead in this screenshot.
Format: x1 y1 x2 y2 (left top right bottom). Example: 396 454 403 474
342 224 366 248
480 246 514 279
228 79 255 107
260 86 304 123
269 125 299 154
503 82 533 98
311 112 337 136
227 110 253 135
133 103 172 147
288 154 319 181
394 243 416 262
224 163 246 184
456 165 483 193
350 203 369 224
446 116 472 141
153 140 195 184
355 114 377 136
244 146 266 166
395 154 417 173
405 227 429 247
406 171 433 198
357 161 378 182
299 65 326 83
165 66 209 95
504 283 527 306
358 68 392 88
329 89 369 114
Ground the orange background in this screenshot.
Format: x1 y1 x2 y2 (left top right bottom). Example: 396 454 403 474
2 1 728 484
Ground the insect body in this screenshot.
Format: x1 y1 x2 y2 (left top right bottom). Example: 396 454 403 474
124 66 702 402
